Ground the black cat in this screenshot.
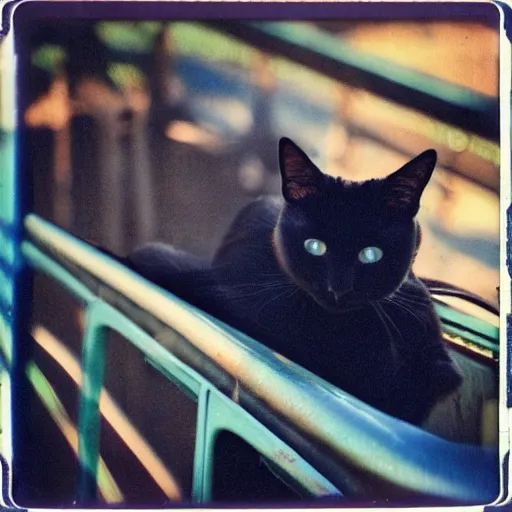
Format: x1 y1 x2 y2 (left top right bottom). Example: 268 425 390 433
128 138 462 425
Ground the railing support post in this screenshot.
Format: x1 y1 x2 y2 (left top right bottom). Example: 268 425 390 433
77 301 108 503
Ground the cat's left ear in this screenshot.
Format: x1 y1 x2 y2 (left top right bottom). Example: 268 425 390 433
383 149 437 216
279 138 324 202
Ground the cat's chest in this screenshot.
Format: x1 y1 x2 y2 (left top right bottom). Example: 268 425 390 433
222 282 434 365
224 285 397 349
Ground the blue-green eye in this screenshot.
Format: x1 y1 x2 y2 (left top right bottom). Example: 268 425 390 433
304 238 327 256
358 246 383 264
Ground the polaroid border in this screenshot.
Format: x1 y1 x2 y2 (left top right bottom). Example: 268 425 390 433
0 1 510 510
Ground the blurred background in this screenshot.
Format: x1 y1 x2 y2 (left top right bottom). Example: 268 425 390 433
14 16 501 506
22 19 500 309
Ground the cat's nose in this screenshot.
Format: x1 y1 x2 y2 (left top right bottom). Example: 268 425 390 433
328 286 351 303
328 269 355 302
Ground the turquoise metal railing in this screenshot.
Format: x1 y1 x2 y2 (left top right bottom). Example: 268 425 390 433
434 301 499 356
22 214 500 504
21 231 339 503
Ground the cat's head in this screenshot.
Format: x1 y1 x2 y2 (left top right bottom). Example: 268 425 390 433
273 138 436 312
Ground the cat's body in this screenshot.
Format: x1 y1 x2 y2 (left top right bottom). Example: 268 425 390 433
128 139 462 425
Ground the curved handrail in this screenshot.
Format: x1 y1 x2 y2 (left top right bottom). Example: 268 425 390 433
24 214 499 504
422 277 499 317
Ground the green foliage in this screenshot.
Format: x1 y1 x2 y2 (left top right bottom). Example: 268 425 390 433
31 45 66 72
96 22 163 52
107 62 147 88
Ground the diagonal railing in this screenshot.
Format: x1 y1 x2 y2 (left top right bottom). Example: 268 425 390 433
22 213 499 504
207 21 500 142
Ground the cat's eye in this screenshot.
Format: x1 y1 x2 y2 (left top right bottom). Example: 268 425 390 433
304 238 327 256
358 246 383 264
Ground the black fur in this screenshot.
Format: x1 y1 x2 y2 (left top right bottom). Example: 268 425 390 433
128 138 462 425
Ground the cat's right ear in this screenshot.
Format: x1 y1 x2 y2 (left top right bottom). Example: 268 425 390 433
279 138 324 202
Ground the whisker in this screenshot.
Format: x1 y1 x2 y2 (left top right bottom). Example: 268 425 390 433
392 289 430 304
255 286 299 322
382 297 428 331
390 297 428 310
228 281 290 290
258 272 288 277
371 302 401 366
388 291 430 308
230 284 295 301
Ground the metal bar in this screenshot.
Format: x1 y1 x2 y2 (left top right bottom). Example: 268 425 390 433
442 324 499 356
192 386 211 502
0 227 15 268
204 389 341 499
21 242 96 304
207 21 499 142
77 302 108 503
32 324 183 502
434 302 499 349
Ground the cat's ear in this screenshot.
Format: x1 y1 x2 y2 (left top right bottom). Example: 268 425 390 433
383 149 437 216
279 138 324 202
